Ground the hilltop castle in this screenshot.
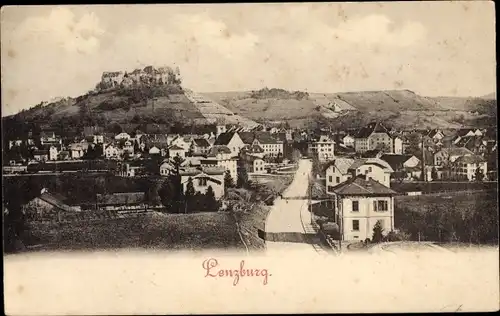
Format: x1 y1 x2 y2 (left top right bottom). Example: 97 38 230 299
98 65 182 90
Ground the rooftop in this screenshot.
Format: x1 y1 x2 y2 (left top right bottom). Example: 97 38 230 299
332 175 397 196
454 154 486 164
347 158 394 172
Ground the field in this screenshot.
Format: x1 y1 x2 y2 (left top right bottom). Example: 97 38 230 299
391 181 498 194
394 190 498 244
394 190 496 216
25 211 243 252
203 89 496 129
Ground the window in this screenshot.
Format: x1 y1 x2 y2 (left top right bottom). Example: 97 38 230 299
198 178 207 186
368 167 372 172
329 176 332 182
352 201 359 212
373 200 388 211
352 220 360 231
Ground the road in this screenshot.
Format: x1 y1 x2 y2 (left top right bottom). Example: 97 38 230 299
264 159 328 255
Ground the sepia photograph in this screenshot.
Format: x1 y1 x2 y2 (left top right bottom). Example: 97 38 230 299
2 2 499 314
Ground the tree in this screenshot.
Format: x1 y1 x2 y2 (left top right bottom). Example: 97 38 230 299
185 177 195 197
475 167 485 182
431 167 438 182
205 185 218 212
144 180 161 207
109 123 123 134
159 177 176 210
372 220 385 243
183 177 196 213
385 230 410 242
237 162 249 188
224 170 234 189
171 155 185 172
404 132 422 156
291 149 301 163
275 152 284 164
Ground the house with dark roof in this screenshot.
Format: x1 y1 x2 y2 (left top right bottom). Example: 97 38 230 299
324 157 394 194
214 131 246 157
190 138 212 156
346 158 394 188
179 166 225 199
324 158 355 193
239 131 284 158
331 174 398 242
199 145 238 182
425 129 445 141
379 154 420 171
169 144 186 160
22 189 79 220
354 122 393 154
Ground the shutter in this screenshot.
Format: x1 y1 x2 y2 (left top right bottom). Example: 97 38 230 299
373 201 377 211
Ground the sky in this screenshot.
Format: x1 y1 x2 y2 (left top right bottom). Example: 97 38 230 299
1 2 496 116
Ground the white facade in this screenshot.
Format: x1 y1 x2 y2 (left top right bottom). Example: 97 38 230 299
169 148 186 160
403 156 420 168
354 138 369 153
343 135 355 147
352 164 391 187
180 173 225 199
115 132 131 140
452 161 488 181
253 139 283 158
200 158 238 183
339 196 395 241
49 146 58 161
393 137 403 154
149 146 161 155
104 144 121 159
314 136 335 162
226 133 246 157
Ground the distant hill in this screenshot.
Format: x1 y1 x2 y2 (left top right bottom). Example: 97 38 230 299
3 82 496 138
203 89 497 130
3 84 259 137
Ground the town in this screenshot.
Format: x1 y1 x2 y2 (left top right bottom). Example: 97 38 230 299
3 95 498 253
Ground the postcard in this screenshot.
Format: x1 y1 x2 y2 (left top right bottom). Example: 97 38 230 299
2 2 499 314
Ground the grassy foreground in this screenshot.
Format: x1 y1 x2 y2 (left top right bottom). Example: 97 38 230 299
25 211 243 252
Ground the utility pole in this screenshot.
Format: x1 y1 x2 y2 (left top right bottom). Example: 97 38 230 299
421 134 426 182
336 192 341 252
309 173 313 225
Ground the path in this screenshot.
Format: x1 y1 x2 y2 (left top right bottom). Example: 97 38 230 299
264 159 329 255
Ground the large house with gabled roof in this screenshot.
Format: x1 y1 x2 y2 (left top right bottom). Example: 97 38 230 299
354 122 393 154
332 174 398 241
179 166 225 199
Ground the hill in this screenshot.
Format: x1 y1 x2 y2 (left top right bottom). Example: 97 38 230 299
3 84 259 137
203 89 497 130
